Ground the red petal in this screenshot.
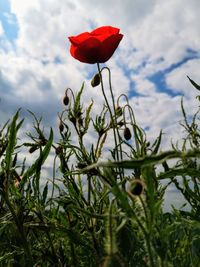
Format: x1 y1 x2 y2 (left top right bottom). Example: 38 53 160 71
98 33 123 63
68 32 90 46
91 26 120 36
70 38 101 64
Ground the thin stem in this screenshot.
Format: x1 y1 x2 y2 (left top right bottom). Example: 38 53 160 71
88 175 91 205
97 63 119 162
50 154 57 208
123 104 141 155
65 87 75 103
101 67 123 159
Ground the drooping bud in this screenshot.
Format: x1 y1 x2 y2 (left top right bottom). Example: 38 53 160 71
63 95 69 106
123 127 132 140
117 121 124 127
55 146 63 155
29 145 38 153
76 162 87 169
128 179 145 197
78 117 83 126
59 122 64 132
91 73 101 87
115 106 123 117
69 115 76 125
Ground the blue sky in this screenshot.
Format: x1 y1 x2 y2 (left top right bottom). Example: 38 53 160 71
0 0 18 41
0 0 200 210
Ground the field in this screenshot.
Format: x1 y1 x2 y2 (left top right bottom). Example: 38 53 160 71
0 71 200 267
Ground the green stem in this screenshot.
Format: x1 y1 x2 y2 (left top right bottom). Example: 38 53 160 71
102 67 125 181
2 191 34 266
50 154 57 208
102 67 123 160
88 175 91 205
97 63 119 162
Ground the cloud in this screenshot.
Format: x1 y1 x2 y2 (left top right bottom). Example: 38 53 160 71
0 0 199 210
0 0 197 142
166 58 200 98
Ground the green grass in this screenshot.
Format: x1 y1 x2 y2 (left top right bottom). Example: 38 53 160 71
0 70 200 266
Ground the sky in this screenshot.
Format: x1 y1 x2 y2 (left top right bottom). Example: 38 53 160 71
0 0 200 210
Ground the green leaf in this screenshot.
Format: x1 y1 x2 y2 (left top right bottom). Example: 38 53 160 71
74 82 84 114
5 110 22 175
0 251 21 262
187 76 200 91
21 128 53 186
158 167 200 180
152 130 162 154
83 100 93 134
42 181 48 204
83 149 200 170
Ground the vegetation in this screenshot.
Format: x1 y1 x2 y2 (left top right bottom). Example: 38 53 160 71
0 68 200 266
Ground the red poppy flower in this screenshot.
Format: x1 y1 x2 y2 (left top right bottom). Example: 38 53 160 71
68 26 123 64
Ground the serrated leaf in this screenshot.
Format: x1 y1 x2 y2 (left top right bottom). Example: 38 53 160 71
74 82 84 114
83 100 93 133
96 132 107 159
5 110 22 175
21 128 53 186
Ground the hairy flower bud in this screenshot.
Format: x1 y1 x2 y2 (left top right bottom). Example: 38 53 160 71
63 95 69 106
59 122 64 132
78 117 83 126
115 105 123 117
128 179 145 197
117 121 124 127
91 73 101 87
69 115 76 125
29 145 38 153
123 127 132 140
55 146 63 155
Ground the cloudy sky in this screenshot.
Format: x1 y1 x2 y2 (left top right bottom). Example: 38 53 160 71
0 0 200 209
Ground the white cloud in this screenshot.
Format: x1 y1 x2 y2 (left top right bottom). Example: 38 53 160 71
166 58 200 99
0 0 196 143
0 1 199 210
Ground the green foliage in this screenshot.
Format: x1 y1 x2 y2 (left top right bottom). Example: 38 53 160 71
0 72 200 267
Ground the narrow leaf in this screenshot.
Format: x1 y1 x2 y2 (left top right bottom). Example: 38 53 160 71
5 110 21 174
21 128 53 186
187 76 200 91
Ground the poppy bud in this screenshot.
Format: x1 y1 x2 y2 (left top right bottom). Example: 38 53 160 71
78 117 83 126
115 106 123 117
29 145 38 153
76 111 82 118
146 141 150 147
98 129 105 137
76 162 87 169
55 146 62 155
91 73 101 87
123 127 132 140
69 115 76 125
117 121 124 127
128 179 144 197
63 95 69 106
59 122 64 132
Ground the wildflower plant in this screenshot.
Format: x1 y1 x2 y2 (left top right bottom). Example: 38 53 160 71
0 25 200 266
